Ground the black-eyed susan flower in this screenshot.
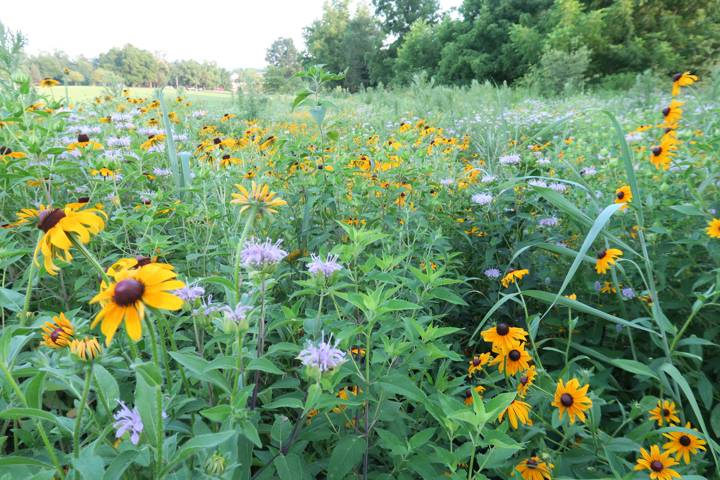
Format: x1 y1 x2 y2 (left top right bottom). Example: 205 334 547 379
140 134 166 150
634 445 680 480
615 185 632 209
41 313 74 348
672 72 698 96
231 182 287 216
332 386 360 413
39 77 60 87
0 146 27 161
220 113 236 122
662 100 684 129
463 385 485 405
551 378 592 424
515 456 553 480
501 269 529 288
498 400 532 429
66 134 103 151
481 323 528 353
90 263 185 345
595 248 622 275
70 337 101 361
650 133 679 171
649 400 681 426
662 422 707 464
34 204 106 275
490 341 531 375
517 365 537 397
705 218 720 239
467 352 492 377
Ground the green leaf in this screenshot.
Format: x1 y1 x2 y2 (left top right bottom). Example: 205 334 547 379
291 89 312 111
73 448 105 480
610 359 659 380
163 431 234 474
0 287 24 312
103 450 139 480
168 351 230 393
200 405 232 422
263 396 304 410
24 372 46 409
428 287 467 306
327 436 365 480
274 454 308 480
377 374 427 403
247 357 284 375
0 456 53 468
93 364 120 407
0 407 58 424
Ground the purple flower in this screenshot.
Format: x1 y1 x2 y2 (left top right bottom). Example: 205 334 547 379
528 179 548 188
484 268 501 279
297 332 346 372
241 238 288 268
107 136 131 147
594 281 602 292
471 193 493 206
481 174 496 183
440 178 454 186
174 285 205 302
580 166 597 177
499 154 520 165
539 217 559 227
114 401 143 445
153 167 171 177
221 303 252 322
307 254 343 277
621 287 635 299
549 182 567 193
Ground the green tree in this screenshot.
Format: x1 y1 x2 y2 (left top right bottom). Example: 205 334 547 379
263 37 301 92
98 44 164 87
372 0 439 37
395 19 441 83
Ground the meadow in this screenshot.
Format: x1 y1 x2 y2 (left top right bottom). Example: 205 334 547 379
0 69 719 480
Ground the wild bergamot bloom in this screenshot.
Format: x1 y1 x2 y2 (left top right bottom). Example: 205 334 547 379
90 263 185 345
497 400 532 429
70 337 102 361
41 313 74 348
662 422 707 464
634 445 680 480
34 204 107 275
463 385 485 405
672 71 698 96
705 218 720 239
490 341 531 375
551 378 592 424
517 365 537 397
467 352 492 377
516 456 553 480
231 182 287 215
649 400 681 426
481 322 528 353
501 269 529 288
615 185 632 209
595 248 622 274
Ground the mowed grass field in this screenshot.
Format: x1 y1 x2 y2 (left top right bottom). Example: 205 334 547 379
45 85 235 108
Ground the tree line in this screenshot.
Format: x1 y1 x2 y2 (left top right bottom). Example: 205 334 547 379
264 0 720 94
25 44 232 90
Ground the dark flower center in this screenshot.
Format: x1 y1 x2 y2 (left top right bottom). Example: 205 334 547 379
662 107 670 117
113 279 144 306
560 393 574 407
597 250 607 259
77 133 90 143
617 191 625 199
222 154 230 160
526 459 538 468
50 327 64 342
0 145 12 155
650 460 664 472
663 408 670 417
135 256 151 267
672 72 682 82
472 357 481 366
651 146 663 156
37 208 66 232
496 323 510 336
77 197 89 204
520 375 529 385
679 435 691 447
508 349 521 361
465 389 472 398
213 137 222 145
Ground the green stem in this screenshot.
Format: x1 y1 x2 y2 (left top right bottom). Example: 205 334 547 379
233 329 245 399
669 305 703 354
232 206 258 299
514 283 544 372
73 364 93 463
69 234 109 283
20 232 43 326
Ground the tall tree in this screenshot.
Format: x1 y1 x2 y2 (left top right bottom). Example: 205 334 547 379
372 0 439 37
263 37 301 92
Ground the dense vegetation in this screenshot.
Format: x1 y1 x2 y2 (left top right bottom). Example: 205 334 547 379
1 14 720 480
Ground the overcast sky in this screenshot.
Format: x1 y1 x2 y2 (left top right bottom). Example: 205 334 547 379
2 0 462 69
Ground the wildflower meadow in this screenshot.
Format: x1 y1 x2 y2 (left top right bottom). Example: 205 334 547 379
1 12 720 480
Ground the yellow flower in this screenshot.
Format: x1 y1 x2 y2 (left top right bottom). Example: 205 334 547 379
220 113 236 122
516 456 553 480
34 204 106 275
634 445 680 480
662 422 707 464
705 218 720 239
70 337 102 361
662 100 684 128
498 400 532 429
39 78 60 87
595 248 622 275
489 341 531 375
649 400 680 426
650 132 679 171
517 365 537 397
501 269 529 288
0 146 27 161
467 352 492 377
231 182 287 215
332 386 360 413
90 263 185 345
41 313 74 348
463 385 485 405
671 72 698 96
481 323 528 353
615 185 632 209
551 378 592 424
140 134 166 150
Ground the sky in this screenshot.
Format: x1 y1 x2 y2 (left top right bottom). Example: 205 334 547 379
2 0 462 70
